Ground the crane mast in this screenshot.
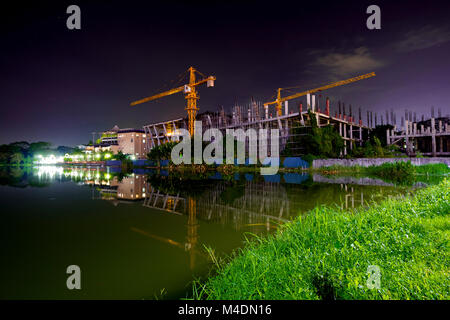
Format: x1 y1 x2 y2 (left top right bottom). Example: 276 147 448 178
185 67 199 135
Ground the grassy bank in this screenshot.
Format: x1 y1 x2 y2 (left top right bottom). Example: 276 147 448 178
193 179 450 300
315 162 449 175
314 162 449 184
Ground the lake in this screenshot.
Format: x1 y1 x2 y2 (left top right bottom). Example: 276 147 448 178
0 165 439 299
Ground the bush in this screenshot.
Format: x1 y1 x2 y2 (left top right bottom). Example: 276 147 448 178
147 141 179 164
303 154 321 166
366 161 415 184
298 111 344 158
113 151 127 161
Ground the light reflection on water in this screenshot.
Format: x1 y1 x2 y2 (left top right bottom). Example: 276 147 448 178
0 165 433 299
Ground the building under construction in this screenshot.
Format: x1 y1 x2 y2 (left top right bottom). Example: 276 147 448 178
134 68 449 158
134 69 377 157
386 107 450 156
143 95 373 157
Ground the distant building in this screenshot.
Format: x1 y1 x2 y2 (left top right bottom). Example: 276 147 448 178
89 125 150 159
117 128 149 159
99 125 120 145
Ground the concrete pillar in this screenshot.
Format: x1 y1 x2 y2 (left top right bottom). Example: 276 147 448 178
405 120 409 155
360 126 363 146
311 95 316 112
431 117 436 157
284 101 288 115
264 105 268 119
386 129 390 146
326 98 330 116
350 125 353 150
343 123 347 155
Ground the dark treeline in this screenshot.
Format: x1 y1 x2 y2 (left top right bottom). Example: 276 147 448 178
0 141 75 165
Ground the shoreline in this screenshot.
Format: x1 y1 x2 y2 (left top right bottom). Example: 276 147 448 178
192 179 450 300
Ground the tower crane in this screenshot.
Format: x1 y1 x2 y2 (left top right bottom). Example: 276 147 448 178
265 72 376 116
130 67 216 135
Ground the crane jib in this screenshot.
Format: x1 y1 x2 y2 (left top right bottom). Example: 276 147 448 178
265 72 376 106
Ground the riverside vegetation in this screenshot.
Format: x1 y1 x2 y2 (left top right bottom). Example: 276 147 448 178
316 162 449 185
193 179 450 300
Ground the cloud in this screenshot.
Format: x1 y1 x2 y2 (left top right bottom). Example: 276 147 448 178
395 26 450 52
311 47 384 78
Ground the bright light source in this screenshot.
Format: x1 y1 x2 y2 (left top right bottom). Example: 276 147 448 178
34 154 64 164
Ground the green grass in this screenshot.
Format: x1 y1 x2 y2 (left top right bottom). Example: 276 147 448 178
414 163 450 175
193 179 450 300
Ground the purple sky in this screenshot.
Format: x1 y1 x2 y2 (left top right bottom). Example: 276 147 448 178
1 0 450 146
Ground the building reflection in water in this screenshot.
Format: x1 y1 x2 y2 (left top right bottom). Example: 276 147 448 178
51 167 401 270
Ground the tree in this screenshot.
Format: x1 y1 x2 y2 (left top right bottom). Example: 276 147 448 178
9 141 30 152
370 124 394 146
113 151 127 161
28 142 52 156
298 111 344 158
10 152 24 164
147 141 179 162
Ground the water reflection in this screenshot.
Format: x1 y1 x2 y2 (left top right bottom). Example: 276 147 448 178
50 166 410 231
22 166 413 220
32 166 410 268
2 165 439 299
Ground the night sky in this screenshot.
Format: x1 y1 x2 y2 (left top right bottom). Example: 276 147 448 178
1 0 450 146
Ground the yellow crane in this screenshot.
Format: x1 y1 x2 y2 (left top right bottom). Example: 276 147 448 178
130 67 216 135
265 72 376 116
